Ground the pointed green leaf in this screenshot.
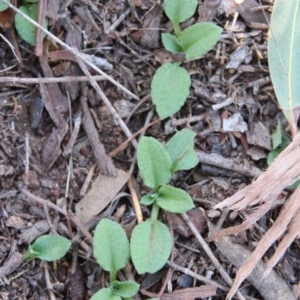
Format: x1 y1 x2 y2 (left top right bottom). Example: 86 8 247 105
164 0 198 25
268 0 300 125
166 128 199 173
15 3 48 46
0 0 10 11
137 137 172 189
271 122 283 149
110 281 140 298
151 63 191 120
267 134 290 166
162 33 183 53
156 185 195 213
178 23 222 60
131 219 172 274
90 288 121 300
93 219 130 274
140 194 157 206
24 235 71 262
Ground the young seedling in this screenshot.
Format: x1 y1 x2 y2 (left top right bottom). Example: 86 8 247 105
23 234 71 262
130 129 199 274
0 0 48 45
151 0 222 119
91 218 140 300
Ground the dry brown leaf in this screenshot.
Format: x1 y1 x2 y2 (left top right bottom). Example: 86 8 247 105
161 286 217 300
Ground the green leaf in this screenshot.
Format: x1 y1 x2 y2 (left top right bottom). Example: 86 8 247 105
0 0 10 12
110 281 140 298
15 3 48 46
271 122 283 149
161 33 183 53
24 235 71 262
178 23 222 60
164 0 197 25
268 0 300 127
93 219 130 274
151 63 191 120
131 219 172 274
156 185 195 213
166 128 199 173
90 288 122 300
137 137 172 189
267 134 290 166
140 194 157 206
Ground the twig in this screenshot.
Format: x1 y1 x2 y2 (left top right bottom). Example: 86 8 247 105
180 212 246 300
0 75 106 84
105 8 131 34
127 176 143 224
80 164 96 196
43 262 56 300
24 132 30 185
0 0 138 100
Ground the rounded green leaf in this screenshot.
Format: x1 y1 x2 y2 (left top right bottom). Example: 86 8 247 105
164 0 197 25
137 137 172 189
268 0 300 125
15 4 48 46
29 235 71 261
93 219 130 273
90 288 121 300
131 219 172 274
178 23 222 60
166 128 199 173
156 185 195 213
162 33 183 54
0 0 10 12
110 281 140 298
151 63 191 120
140 194 157 206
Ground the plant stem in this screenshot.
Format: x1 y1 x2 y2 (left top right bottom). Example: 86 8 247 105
110 270 117 283
151 202 160 221
173 21 181 37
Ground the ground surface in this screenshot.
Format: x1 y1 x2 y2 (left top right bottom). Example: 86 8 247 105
0 0 298 300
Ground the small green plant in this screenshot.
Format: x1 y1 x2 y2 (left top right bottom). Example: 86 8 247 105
130 129 199 274
91 218 140 300
267 121 290 166
0 0 47 45
151 0 222 119
23 235 71 262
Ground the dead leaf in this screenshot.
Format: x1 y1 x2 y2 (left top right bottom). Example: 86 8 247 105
161 286 217 300
75 169 130 224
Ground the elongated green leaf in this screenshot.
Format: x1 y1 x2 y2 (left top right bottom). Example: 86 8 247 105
15 3 48 46
110 281 140 298
90 288 121 300
151 63 191 120
164 0 197 25
93 219 130 274
271 122 283 149
137 137 172 189
178 23 222 60
166 128 199 173
24 235 71 262
0 0 10 11
162 33 183 53
131 219 172 274
267 134 290 166
268 0 300 126
156 185 195 213
140 194 157 206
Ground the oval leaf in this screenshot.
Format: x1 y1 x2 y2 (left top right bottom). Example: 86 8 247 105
178 23 222 60
15 4 48 46
166 128 199 173
164 0 197 25
162 33 183 53
268 0 300 126
29 235 71 261
151 63 191 120
137 137 172 189
90 288 122 300
0 0 10 12
131 219 172 274
140 194 157 206
93 219 130 273
156 185 195 213
110 281 140 298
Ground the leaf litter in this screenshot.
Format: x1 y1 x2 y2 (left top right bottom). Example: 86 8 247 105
0 0 298 299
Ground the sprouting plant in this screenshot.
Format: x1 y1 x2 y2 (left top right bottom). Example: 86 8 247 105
130 129 199 274
151 0 222 120
23 235 71 262
91 218 140 300
0 0 48 45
